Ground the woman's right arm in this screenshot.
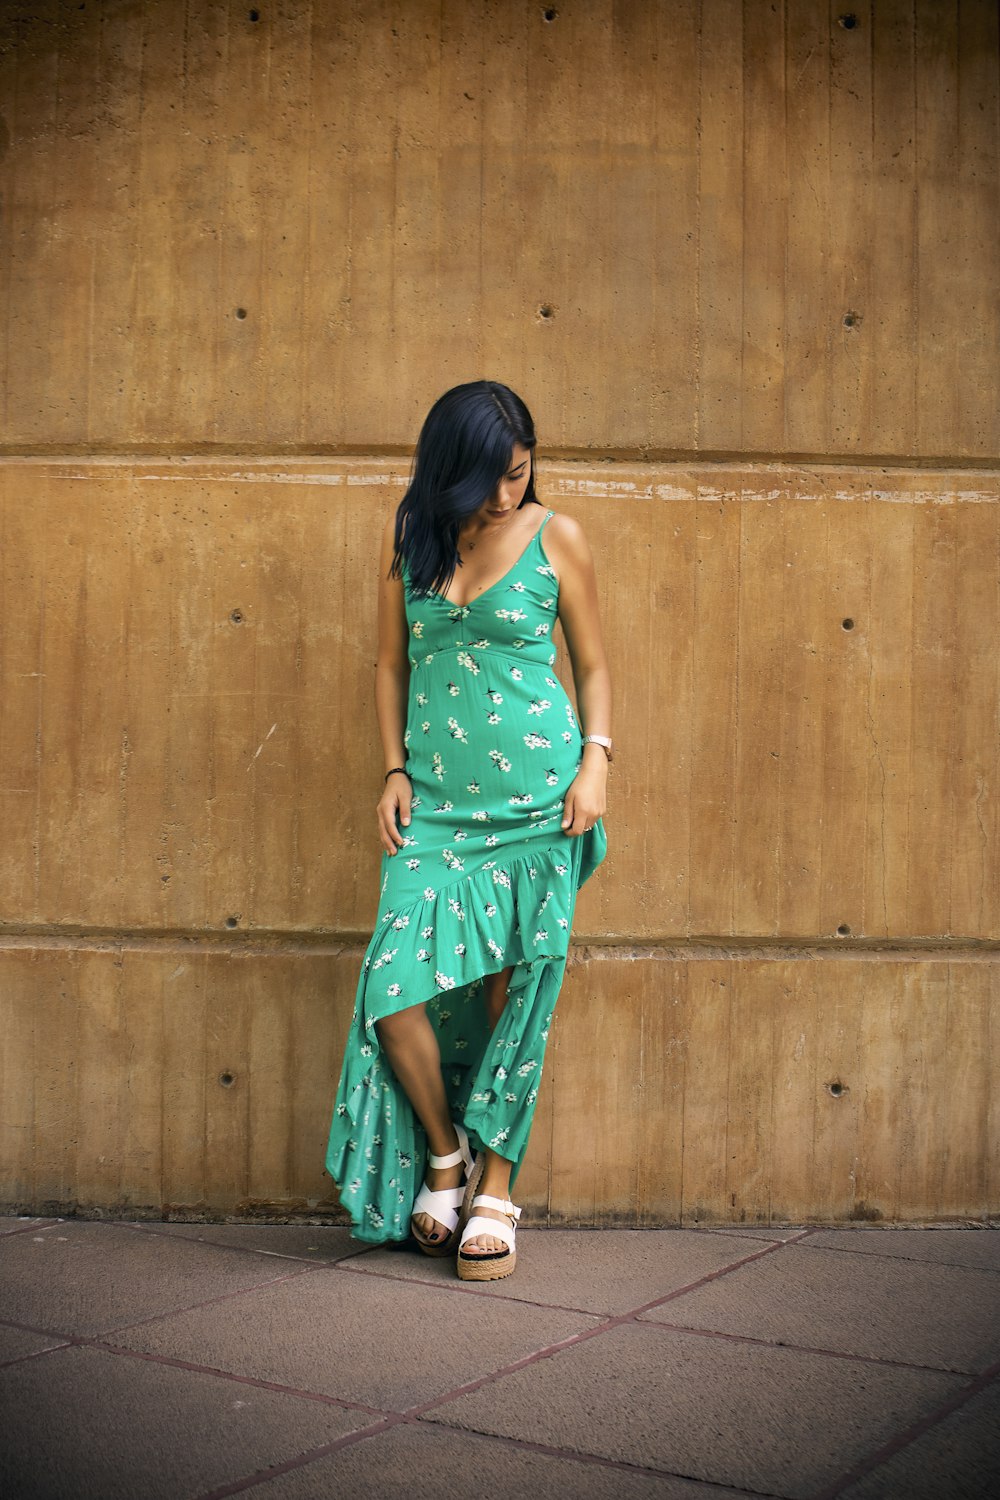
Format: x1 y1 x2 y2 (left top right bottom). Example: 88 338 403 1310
374 514 412 856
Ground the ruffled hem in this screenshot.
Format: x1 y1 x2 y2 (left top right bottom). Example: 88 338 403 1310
325 822 607 1243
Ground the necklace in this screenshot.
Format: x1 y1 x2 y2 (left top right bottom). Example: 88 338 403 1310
460 508 518 553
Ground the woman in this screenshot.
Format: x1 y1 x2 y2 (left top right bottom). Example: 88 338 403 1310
326 381 611 1281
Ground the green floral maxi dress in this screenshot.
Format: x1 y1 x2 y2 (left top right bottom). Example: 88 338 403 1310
325 508 608 1243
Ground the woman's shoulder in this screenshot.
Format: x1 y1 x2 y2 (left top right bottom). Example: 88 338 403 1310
539 508 591 562
540 507 582 536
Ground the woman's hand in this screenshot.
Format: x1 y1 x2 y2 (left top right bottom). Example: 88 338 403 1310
561 760 607 837
378 772 412 855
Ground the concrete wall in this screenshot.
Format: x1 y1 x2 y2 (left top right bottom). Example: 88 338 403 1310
1 0 998 1224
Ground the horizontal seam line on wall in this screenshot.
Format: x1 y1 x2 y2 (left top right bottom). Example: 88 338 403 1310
1 447 999 474
0 930 997 961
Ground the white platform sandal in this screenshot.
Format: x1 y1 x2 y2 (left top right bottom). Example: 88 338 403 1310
410 1122 477 1257
457 1193 521 1281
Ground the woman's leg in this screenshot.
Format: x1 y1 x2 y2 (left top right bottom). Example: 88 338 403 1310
377 970 519 1254
376 1002 462 1244
462 966 517 1255
482 965 513 1030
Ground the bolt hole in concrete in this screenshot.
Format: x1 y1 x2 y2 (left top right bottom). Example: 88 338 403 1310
230 608 244 624
828 1080 848 1098
249 8 261 21
538 303 555 321
843 309 862 329
838 12 858 28
226 915 240 928
842 617 854 630
543 6 558 20
219 1072 237 1088
236 307 248 320
837 923 851 936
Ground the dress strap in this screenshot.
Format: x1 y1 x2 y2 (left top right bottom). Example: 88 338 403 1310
538 508 555 535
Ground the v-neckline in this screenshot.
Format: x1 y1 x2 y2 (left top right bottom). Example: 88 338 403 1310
428 511 551 610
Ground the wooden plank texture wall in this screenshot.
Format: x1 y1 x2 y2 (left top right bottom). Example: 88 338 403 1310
1 0 998 1225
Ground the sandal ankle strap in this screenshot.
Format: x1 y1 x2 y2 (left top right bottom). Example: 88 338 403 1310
470 1193 521 1220
427 1144 465 1169
427 1121 473 1173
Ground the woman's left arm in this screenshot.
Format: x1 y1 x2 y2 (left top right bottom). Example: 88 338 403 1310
546 513 613 837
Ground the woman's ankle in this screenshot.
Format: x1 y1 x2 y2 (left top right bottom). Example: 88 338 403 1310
475 1148 513 1200
425 1119 460 1159
478 1174 512 1201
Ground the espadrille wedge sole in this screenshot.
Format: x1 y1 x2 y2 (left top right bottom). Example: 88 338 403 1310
456 1193 521 1282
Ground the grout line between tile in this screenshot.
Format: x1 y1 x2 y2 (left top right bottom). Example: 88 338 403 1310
639 1319 978 1378
0 1219 61 1238
814 1358 1000 1500
121 1218 377 1266
75 1336 392 1417
789 1238 1000 1275
404 1418 792 1497
0 1263 330 1349
92 1263 330 1336
0 1316 83 1342
190 1416 404 1500
0 1334 73 1369
331 1255 614 1316
612 1230 816 1314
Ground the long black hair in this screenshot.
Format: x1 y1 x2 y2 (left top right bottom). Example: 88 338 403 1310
391 381 539 597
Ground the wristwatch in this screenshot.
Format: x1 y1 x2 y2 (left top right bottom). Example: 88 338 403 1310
581 734 614 763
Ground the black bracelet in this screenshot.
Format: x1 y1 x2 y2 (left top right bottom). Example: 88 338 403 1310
384 766 411 783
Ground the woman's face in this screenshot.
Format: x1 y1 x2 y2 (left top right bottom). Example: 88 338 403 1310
478 442 532 521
